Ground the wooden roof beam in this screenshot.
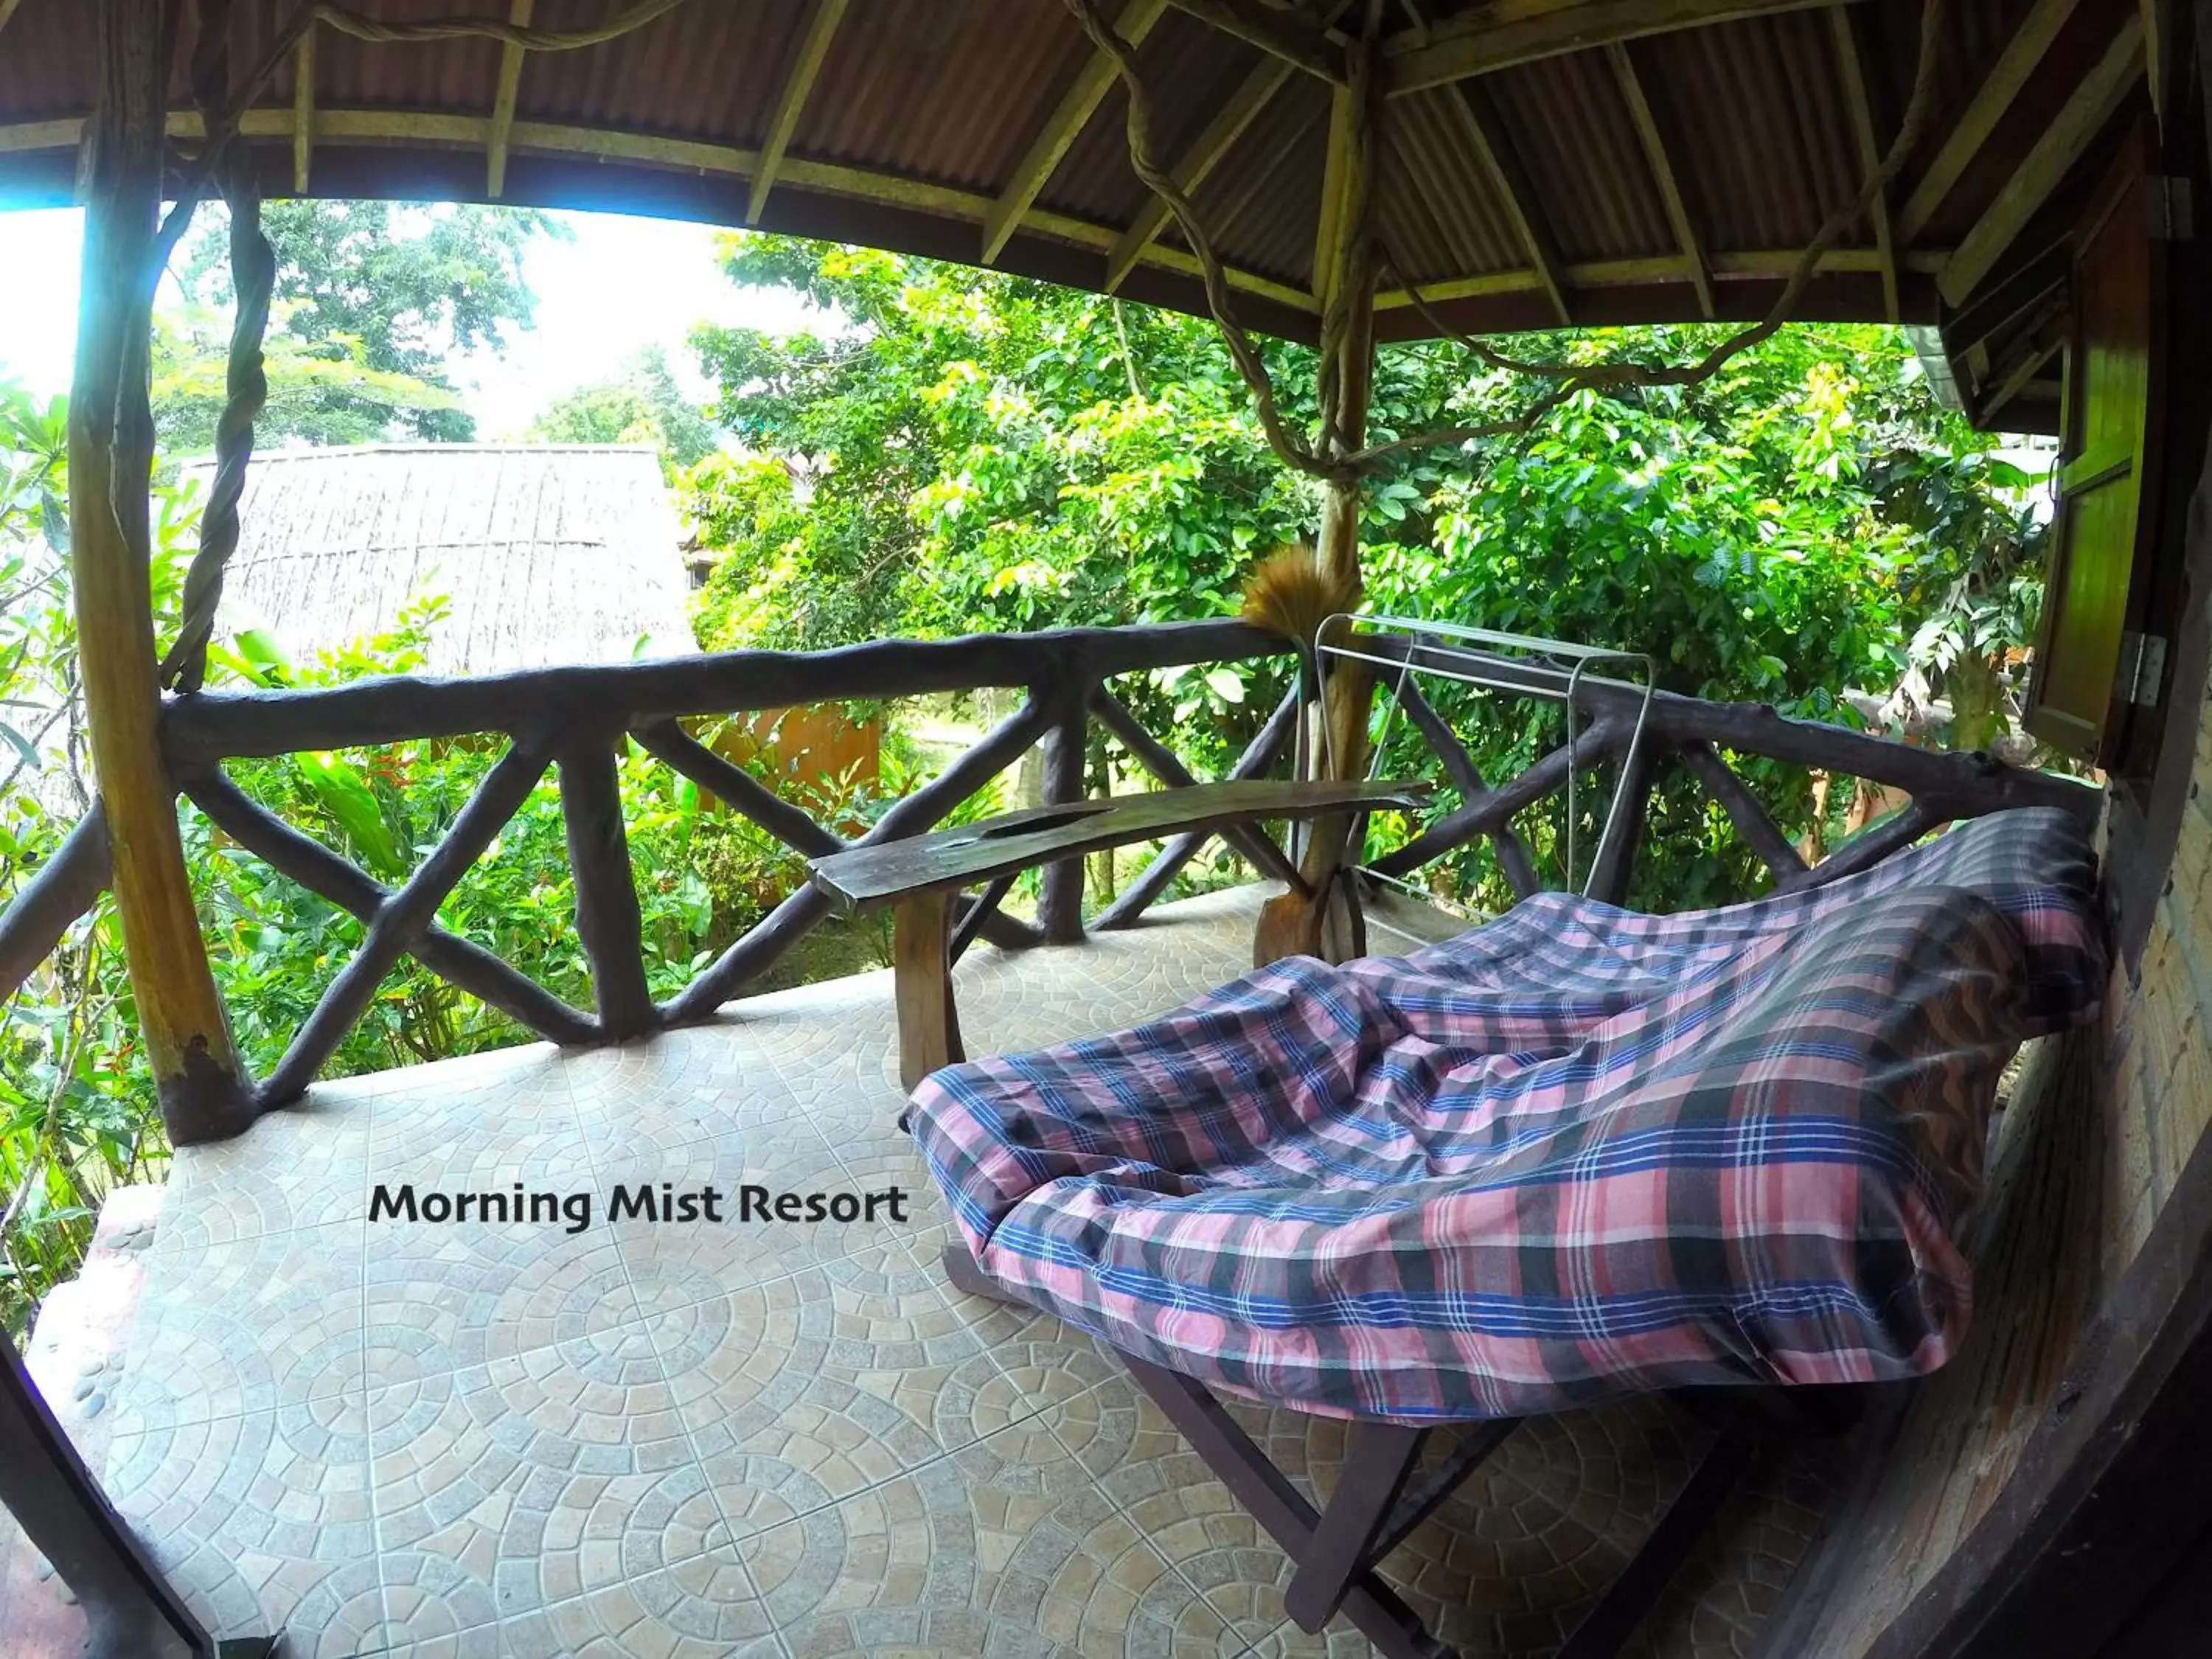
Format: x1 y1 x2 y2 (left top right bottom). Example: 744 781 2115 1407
1829 4 1899 321
748 0 850 226
984 0 1167 263
1447 79 1572 324
1604 41 1711 316
1164 0 1346 82
292 28 315 192
1104 55 1294 290
1384 0 1863 97
486 0 532 198
1938 15 2144 307
1899 0 2083 243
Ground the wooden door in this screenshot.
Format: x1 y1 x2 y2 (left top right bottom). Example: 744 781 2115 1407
2026 122 2169 763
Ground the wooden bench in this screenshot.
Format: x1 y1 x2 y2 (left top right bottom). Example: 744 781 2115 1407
806 778 1426 1089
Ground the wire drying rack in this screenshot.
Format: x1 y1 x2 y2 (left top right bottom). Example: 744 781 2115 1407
1310 613 1657 900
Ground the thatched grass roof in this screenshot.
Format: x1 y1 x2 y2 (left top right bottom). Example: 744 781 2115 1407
184 443 696 678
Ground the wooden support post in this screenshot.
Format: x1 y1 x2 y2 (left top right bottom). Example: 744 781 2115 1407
892 888 964 1090
1037 683 1090 943
70 0 254 1144
560 739 657 1041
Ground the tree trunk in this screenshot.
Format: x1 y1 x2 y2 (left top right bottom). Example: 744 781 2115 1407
70 0 253 1142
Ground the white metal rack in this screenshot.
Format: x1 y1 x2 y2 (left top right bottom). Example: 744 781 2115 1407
1311 613 1656 899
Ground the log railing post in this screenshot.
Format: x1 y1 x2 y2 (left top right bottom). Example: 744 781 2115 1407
1037 678 1090 944
70 0 253 1144
560 738 658 1041
1585 737 1663 906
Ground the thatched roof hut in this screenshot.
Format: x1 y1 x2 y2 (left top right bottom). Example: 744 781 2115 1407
181 442 696 675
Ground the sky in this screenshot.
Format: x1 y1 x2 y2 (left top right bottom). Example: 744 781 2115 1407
0 204 819 437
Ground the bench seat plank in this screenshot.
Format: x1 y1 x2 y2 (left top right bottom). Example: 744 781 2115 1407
807 778 1427 911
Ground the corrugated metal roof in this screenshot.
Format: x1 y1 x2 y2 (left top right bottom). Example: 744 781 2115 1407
0 0 2148 355
179 444 695 675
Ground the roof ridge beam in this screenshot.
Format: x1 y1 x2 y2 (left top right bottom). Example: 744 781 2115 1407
1605 40 1711 316
486 0 532 198
1164 0 1346 81
1104 55 1294 290
984 0 1168 264
1829 4 1899 321
748 0 851 226
1897 0 2083 243
1938 13 2144 307
1383 0 1862 97
1447 79 1572 324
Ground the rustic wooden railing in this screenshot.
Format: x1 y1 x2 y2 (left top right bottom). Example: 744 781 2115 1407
1340 631 2100 907
1 619 2103 1130
153 619 1296 1107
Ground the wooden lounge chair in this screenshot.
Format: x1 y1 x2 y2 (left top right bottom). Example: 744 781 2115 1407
905 808 2109 1655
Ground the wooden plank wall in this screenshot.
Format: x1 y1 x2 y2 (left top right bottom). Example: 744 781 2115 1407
1768 683 2212 1658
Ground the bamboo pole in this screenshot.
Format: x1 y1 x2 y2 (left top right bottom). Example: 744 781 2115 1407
70 0 254 1143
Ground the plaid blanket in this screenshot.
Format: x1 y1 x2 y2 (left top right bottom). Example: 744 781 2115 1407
909 807 2106 1423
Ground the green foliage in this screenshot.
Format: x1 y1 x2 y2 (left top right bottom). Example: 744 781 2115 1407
153 303 465 455
1 384 195 1338
528 345 721 473
167 200 560 448
686 240 2048 913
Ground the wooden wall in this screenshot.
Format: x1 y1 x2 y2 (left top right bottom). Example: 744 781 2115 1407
1761 679 2212 1657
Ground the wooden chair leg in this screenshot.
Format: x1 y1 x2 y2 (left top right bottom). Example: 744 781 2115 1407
1284 1418 1429 1630
893 888 963 1092
1121 1355 1455 1659
1554 1411 1762 1659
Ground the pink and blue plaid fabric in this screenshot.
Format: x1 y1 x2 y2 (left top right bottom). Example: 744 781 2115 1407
909 807 2106 1424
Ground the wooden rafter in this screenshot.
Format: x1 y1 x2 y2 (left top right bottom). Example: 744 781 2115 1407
1384 0 1864 97
1976 326 2063 422
1938 14 2144 307
1898 0 2082 243
1368 245 1945 309
983 0 1166 263
291 27 314 192
1164 0 1345 81
1446 79 1571 324
0 104 1955 329
1312 82 1358 304
1604 41 1711 316
485 0 532 199
748 0 850 226
1829 4 1899 321
1104 55 1293 290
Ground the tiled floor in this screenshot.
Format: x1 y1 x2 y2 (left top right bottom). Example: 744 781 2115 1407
96 887 1834 1658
